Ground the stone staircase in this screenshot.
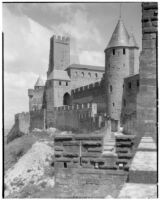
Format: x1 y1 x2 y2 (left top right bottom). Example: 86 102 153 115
103 133 116 155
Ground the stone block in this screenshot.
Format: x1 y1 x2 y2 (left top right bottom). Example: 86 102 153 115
129 170 157 184
152 21 158 27
142 39 156 49
143 33 156 40
143 3 158 10
143 27 157 33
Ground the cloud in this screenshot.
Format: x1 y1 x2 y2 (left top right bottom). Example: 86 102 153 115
3 6 53 74
79 51 104 66
50 8 103 65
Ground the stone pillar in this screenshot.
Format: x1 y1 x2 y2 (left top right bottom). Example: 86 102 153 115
136 2 158 145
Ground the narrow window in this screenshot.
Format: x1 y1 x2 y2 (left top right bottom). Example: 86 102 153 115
75 71 78 77
128 82 131 89
113 49 115 55
64 162 67 168
123 48 126 55
95 73 98 78
123 99 126 107
81 72 84 77
113 102 115 107
66 82 68 86
137 80 139 87
59 81 61 86
110 85 112 92
88 72 91 77
123 84 124 88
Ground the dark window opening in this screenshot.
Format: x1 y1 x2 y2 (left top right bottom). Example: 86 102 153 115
113 49 115 55
137 80 139 87
95 73 98 78
59 81 61 86
128 82 131 89
81 72 84 77
123 48 126 55
64 162 67 168
66 82 68 86
110 85 112 92
113 102 115 107
63 93 71 105
124 99 126 107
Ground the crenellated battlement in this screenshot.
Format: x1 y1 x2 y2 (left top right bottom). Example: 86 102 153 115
53 103 97 113
72 81 101 95
15 112 30 120
52 34 70 44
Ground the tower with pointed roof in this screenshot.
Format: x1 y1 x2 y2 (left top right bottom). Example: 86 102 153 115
104 18 139 131
28 76 45 111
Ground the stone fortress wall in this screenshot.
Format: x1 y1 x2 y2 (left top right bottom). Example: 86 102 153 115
66 64 104 89
53 133 135 198
71 79 106 113
7 112 30 143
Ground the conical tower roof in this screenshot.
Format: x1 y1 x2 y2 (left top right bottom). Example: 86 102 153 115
105 19 130 50
129 33 139 49
35 76 44 87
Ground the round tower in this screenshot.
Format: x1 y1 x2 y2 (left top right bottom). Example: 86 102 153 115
104 19 139 131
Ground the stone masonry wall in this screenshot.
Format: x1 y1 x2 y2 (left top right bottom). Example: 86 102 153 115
7 112 30 143
30 109 45 131
67 67 104 90
136 2 158 144
71 80 106 113
48 103 100 132
53 134 128 198
121 74 139 134
53 133 136 198
28 87 45 112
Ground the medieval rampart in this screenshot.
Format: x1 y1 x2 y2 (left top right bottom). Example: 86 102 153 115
71 80 106 113
47 103 103 132
7 112 30 143
30 109 45 131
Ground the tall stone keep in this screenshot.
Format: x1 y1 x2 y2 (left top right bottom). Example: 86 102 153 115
47 35 70 76
104 18 139 131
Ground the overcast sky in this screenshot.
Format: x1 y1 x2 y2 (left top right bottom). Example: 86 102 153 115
3 2 142 130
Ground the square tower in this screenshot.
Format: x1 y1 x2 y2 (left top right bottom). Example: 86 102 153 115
47 35 70 76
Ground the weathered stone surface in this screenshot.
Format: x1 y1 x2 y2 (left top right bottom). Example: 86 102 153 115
54 168 128 198
7 112 30 143
118 183 157 198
